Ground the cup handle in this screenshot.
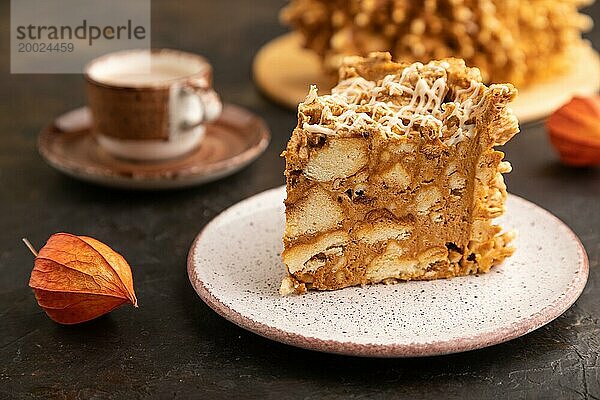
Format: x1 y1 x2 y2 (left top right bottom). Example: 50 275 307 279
179 77 222 131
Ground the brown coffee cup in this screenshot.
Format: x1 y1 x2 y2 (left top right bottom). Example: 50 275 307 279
85 49 222 161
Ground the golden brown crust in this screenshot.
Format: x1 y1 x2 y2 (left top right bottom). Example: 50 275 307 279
281 0 592 87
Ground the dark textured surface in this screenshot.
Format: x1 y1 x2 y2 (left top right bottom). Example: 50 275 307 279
0 1 599 399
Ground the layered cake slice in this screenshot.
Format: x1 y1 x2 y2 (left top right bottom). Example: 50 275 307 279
280 52 519 295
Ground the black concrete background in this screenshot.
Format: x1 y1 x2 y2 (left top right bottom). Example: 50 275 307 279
1 1 599 398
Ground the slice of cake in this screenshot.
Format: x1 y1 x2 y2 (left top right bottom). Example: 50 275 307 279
280 52 519 295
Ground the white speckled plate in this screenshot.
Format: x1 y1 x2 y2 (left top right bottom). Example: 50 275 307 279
187 186 588 357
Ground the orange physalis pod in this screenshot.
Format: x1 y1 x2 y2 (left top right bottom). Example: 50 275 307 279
27 233 137 324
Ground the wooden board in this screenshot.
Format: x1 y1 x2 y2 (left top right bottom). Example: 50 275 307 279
253 33 335 110
253 33 600 123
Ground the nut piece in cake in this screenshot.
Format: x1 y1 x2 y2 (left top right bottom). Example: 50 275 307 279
281 52 519 295
281 0 592 87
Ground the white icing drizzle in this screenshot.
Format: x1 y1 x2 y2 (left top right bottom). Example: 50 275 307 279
300 61 487 145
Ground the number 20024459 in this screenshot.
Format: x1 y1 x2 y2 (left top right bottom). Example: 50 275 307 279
17 42 74 53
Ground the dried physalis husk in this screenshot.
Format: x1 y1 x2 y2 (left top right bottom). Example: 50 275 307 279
546 96 600 167
27 233 137 324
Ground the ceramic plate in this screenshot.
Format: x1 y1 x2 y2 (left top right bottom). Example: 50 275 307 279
38 104 270 190
188 186 588 357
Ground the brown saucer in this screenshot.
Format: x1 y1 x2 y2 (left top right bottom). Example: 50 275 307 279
253 33 600 123
38 104 270 190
